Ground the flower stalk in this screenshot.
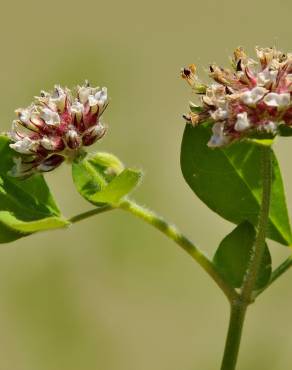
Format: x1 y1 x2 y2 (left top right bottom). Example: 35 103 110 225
69 199 238 302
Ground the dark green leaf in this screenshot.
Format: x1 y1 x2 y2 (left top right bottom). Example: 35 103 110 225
0 135 68 243
278 125 292 137
213 221 272 289
180 124 292 245
72 153 142 206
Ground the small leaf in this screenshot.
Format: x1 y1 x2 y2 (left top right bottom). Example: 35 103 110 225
0 135 68 243
72 152 142 206
180 124 292 245
213 222 272 289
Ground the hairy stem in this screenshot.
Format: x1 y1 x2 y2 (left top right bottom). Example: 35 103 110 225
69 200 237 301
69 205 113 223
119 199 237 302
220 145 272 370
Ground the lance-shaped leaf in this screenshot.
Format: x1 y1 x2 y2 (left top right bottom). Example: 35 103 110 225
180 124 292 246
72 152 142 206
213 221 272 289
0 135 68 243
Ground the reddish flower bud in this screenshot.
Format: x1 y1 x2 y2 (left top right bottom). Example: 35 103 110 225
8 82 108 177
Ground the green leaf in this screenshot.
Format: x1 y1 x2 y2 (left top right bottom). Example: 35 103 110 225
213 221 272 289
180 124 292 246
72 152 142 206
278 125 292 137
0 135 68 243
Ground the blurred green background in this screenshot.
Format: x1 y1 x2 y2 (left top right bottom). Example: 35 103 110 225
1 0 292 369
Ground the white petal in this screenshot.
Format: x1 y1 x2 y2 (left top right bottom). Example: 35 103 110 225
41 108 60 125
263 92 290 107
234 112 250 132
71 101 84 114
41 137 55 150
10 137 38 154
211 107 228 120
94 87 107 104
264 121 277 133
257 69 278 86
88 87 108 108
51 86 67 112
78 87 91 104
241 87 268 105
88 95 98 107
207 122 230 148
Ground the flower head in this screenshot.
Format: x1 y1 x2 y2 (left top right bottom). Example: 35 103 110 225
9 82 108 177
181 47 292 147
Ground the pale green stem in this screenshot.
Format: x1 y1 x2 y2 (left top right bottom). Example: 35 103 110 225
220 145 272 370
69 200 237 302
69 205 113 223
119 199 237 302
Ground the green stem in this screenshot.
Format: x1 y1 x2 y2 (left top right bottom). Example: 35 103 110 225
69 200 237 302
220 145 272 370
255 254 292 297
69 205 113 223
119 199 237 302
220 302 247 370
268 255 292 286
241 146 272 302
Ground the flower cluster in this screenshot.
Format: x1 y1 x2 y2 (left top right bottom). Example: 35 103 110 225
9 83 108 177
181 47 292 147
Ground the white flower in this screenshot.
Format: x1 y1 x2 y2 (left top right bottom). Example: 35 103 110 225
18 109 31 124
263 92 290 107
257 69 278 86
51 86 67 112
10 137 38 154
41 137 56 150
240 87 268 105
207 122 230 147
65 128 82 149
71 101 84 114
71 101 84 122
88 87 108 114
264 121 277 133
211 107 228 120
234 112 250 132
78 86 91 104
41 108 60 125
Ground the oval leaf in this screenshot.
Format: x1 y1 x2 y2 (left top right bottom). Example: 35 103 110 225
72 153 142 206
0 135 68 243
180 124 292 246
213 221 272 289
